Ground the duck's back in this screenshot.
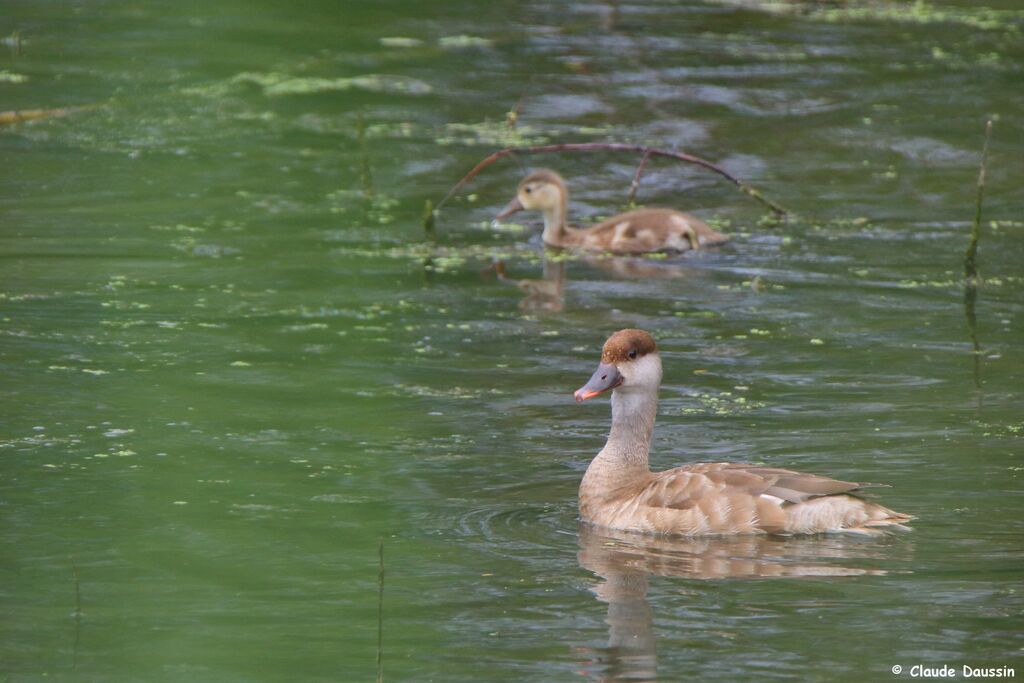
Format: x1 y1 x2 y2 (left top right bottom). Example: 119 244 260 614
579 462 912 536
579 208 727 254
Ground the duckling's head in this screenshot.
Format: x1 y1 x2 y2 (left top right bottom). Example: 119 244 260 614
495 169 567 220
574 329 662 402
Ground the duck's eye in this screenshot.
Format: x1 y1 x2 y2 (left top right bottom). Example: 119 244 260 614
524 186 532 194
628 349 638 359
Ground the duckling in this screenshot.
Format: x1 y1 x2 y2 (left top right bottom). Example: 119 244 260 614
574 329 913 536
495 169 727 254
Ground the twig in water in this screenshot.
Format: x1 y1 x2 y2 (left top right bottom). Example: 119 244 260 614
626 150 652 206
422 200 436 236
508 150 526 176
0 104 98 126
963 120 992 392
356 112 375 200
70 556 82 669
429 142 788 231
506 93 526 129
376 539 384 683
964 120 992 285
964 282 982 391
3 30 23 56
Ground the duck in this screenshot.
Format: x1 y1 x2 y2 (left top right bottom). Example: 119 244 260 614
495 169 727 254
573 329 914 536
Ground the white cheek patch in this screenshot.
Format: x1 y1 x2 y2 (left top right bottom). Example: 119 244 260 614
540 186 561 209
621 353 662 388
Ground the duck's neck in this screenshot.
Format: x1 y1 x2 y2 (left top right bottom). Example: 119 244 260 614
591 388 657 472
541 190 570 245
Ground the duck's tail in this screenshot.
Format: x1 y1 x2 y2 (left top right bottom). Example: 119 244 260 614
850 501 915 535
783 495 914 536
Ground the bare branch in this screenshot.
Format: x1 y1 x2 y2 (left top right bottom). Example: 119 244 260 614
627 150 653 205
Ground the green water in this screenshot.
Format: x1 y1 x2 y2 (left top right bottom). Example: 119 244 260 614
2 1 1022 681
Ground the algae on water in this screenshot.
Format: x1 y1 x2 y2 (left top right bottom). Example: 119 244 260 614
379 37 424 48
435 121 550 147
709 0 1023 33
232 72 432 97
438 35 494 48
0 70 29 83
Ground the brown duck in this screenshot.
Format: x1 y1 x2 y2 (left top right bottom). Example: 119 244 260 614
495 169 727 254
573 329 914 536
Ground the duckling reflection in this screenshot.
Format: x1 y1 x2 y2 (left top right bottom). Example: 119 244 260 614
576 524 904 682
580 253 706 280
493 258 566 312
489 251 707 312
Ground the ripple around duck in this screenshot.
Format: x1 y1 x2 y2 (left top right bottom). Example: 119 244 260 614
408 487 920 579
412 497 579 560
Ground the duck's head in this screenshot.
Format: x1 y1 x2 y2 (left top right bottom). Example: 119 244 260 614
574 329 662 402
495 169 567 220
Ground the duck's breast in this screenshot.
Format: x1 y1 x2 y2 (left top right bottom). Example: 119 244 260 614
581 465 777 535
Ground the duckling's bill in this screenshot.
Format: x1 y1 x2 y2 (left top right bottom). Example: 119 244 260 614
574 362 623 402
495 197 523 220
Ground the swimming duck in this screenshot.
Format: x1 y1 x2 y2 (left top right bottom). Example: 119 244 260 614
574 329 913 536
495 169 727 254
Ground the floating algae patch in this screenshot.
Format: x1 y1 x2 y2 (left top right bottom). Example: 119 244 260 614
896 274 1022 290
281 323 330 333
380 37 424 48
488 220 530 235
929 46 1009 72
436 121 550 147
332 242 544 271
970 420 1024 439
170 237 241 258
711 0 1023 33
811 0 1022 32
680 390 766 417
0 70 29 83
715 278 786 292
363 121 416 139
150 223 206 234
232 72 432 96
392 384 506 400
708 34 810 62
292 116 418 138
673 309 722 319
324 189 400 223
438 35 494 48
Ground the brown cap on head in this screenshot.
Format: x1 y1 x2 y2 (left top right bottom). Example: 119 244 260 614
518 169 565 190
601 329 657 364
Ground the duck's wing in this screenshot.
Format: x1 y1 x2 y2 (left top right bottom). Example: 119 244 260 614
584 209 727 253
630 463 909 535
716 464 869 502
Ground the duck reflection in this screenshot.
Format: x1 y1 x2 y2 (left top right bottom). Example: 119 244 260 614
576 524 906 682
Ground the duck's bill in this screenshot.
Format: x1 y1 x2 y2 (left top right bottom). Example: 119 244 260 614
494 197 524 221
574 363 623 402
